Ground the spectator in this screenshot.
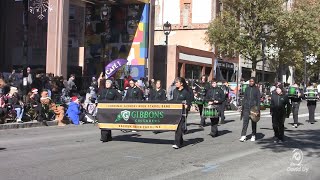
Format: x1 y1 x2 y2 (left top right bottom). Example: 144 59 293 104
67 74 77 96
0 90 7 123
9 70 20 88
66 96 92 125
8 90 24 123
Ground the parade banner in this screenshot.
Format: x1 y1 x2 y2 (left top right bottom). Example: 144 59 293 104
105 59 128 79
97 101 183 131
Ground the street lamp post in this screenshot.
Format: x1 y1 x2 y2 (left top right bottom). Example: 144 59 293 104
265 43 279 84
163 21 171 87
304 53 318 86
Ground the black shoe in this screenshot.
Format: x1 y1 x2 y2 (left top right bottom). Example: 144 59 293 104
107 136 113 141
209 132 219 137
310 122 315 124
100 138 108 143
273 137 279 143
199 125 204 129
220 121 225 124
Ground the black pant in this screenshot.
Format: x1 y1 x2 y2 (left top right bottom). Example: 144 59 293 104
0 108 7 118
307 101 317 123
220 101 226 123
272 111 285 140
210 117 219 136
241 109 257 136
292 102 300 124
198 104 206 126
174 117 185 147
101 129 112 142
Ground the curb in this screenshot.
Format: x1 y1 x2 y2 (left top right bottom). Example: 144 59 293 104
0 121 58 130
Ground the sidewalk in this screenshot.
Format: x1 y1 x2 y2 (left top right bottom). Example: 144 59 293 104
0 120 58 130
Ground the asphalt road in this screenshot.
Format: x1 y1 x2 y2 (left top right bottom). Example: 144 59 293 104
0 101 319 180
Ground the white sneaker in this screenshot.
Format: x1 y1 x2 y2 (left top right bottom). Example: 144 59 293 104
251 135 256 142
132 130 137 133
239 136 246 142
16 119 23 123
293 124 298 128
172 145 179 149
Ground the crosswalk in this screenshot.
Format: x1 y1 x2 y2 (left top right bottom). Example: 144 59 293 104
224 111 320 119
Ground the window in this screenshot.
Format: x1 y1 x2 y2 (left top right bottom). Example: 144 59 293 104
182 3 190 27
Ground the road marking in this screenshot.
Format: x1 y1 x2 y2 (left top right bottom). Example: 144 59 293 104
202 164 219 172
124 155 142 159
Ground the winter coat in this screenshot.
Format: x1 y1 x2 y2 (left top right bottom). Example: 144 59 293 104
242 85 261 110
66 102 80 125
149 88 166 101
205 87 225 104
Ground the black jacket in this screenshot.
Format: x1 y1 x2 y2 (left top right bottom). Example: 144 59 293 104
149 88 166 101
242 85 261 110
205 87 225 104
196 82 211 97
172 88 192 106
290 88 303 102
124 86 143 101
270 93 291 116
98 88 122 101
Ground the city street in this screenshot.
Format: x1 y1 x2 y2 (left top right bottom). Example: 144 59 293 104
0 101 319 180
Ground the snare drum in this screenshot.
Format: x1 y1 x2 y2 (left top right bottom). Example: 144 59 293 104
288 86 298 98
202 105 219 118
192 97 204 105
305 89 318 101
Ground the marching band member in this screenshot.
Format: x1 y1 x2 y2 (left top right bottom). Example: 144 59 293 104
98 80 122 142
205 80 225 137
124 79 143 101
305 82 318 124
288 83 303 128
270 85 291 143
220 80 230 124
149 80 166 101
172 77 192 149
240 77 260 142
197 75 210 127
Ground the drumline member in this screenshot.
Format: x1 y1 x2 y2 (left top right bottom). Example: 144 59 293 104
172 77 192 149
197 75 210 127
220 80 229 124
124 79 143 101
98 80 122 142
270 85 291 143
205 80 225 137
240 77 260 142
149 80 167 101
305 82 318 124
288 83 303 128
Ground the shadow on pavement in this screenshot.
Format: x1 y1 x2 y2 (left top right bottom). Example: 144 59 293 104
255 133 265 140
113 134 204 146
256 129 320 157
0 148 6 151
288 122 305 126
186 128 204 134
218 130 232 136
223 120 235 124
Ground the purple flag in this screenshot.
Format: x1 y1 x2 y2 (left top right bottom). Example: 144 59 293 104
105 59 128 79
